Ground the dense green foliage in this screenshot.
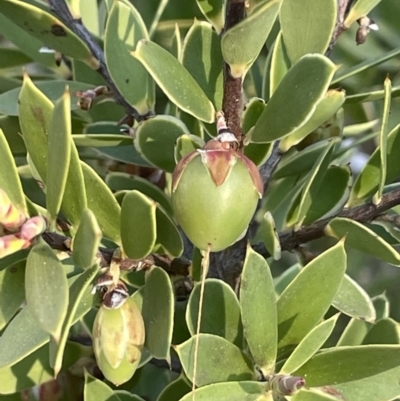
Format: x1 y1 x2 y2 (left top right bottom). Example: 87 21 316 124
1 0 400 400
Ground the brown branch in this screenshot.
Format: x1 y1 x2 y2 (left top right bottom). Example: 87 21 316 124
221 0 246 142
48 0 150 122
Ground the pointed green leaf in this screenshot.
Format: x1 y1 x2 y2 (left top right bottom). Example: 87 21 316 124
142 267 174 361
81 161 120 243
178 381 266 401
186 279 243 347
105 172 173 216
72 209 102 269
175 334 254 387
332 274 375 322
0 80 94 116
19 75 87 227
0 260 25 330
294 345 400 401
196 0 225 33
287 139 336 229
134 115 190 173
373 77 391 204
252 55 336 142
345 0 383 26
50 264 99 376
0 0 97 66
280 314 339 374
346 85 400 104
25 240 68 341
363 318 400 345
174 134 204 162
105 0 154 114
182 20 223 109
277 241 346 352
221 0 280 77
155 204 183 258
132 40 215 123
84 370 120 401
303 165 352 225
348 124 400 206
337 318 370 347
269 31 291 97
240 246 277 374
72 134 132 147
325 217 400 266
46 87 71 223
121 190 157 259
280 0 336 64
279 90 345 152
0 129 27 215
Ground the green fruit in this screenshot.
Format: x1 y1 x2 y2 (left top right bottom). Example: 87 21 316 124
93 294 145 386
171 138 263 252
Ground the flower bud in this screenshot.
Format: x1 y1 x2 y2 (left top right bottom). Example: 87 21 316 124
0 189 25 230
171 135 263 252
20 216 47 240
0 234 30 259
92 288 145 386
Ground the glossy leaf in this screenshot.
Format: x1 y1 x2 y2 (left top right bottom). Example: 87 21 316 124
132 40 215 123
348 124 400 206
72 209 102 269
280 0 336 63
303 165 351 225
84 370 120 401
294 345 400 401
105 172 173 216
0 0 97 66
269 31 291 96
50 264 99 376
175 334 254 387
134 115 190 173
25 240 68 341
373 76 391 204
174 134 204 162
279 90 345 152
287 139 336 229
0 129 27 215
325 217 400 266
280 314 339 374
332 274 375 322
196 0 225 32
105 0 154 114
186 279 243 347
0 260 25 330
178 381 266 401
252 55 336 142
121 190 157 259
46 87 71 223
345 0 383 26
142 267 174 362
181 20 223 109
19 74 87 227
277 241 346 352
240 246 277 374
221 0 280 77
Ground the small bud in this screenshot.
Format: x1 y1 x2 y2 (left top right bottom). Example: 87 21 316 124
267 374 305 396
20 216 47 240
0 234 30 259
92 291 145 385
0 189 26 230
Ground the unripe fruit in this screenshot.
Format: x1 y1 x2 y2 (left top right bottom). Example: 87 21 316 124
92 285 145 386
171 135 263 252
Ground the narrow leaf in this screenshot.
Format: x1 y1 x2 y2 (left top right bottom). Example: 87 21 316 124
325 217 400 266
269 31 291 97
240 246 277 374
132 40 215 123
142 267 174 362
258 212 281 260
196 0 225 32
46 87 71 223
277 241 346 352
252 55 336 142
345 0 383 26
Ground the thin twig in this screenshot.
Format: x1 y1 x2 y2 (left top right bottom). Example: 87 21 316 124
49 0 149 122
